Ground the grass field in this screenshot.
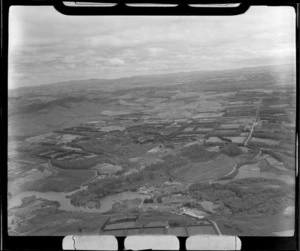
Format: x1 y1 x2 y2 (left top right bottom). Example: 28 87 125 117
173 154 236 183
206 137 225 143
92 163 122 174
225 136 246 144
213 130 240 136
250 137 280 146
208 213 294 236
219 124 242 129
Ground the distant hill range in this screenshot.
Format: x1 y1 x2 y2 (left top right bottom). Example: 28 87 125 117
9 63 295 94
8 64 295 140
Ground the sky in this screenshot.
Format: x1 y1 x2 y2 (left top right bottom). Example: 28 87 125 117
9 6 295 89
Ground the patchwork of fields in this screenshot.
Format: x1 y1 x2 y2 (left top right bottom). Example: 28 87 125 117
8 66 296 236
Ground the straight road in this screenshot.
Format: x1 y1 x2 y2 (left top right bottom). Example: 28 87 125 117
244 98 261 146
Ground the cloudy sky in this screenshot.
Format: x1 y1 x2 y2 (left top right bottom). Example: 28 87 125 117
9 6 295 89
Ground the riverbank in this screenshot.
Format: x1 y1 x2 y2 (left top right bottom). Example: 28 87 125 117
9 189 150 214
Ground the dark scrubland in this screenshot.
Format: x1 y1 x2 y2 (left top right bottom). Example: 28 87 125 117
220 143 243 157
179 144 216 161
189 178 294 215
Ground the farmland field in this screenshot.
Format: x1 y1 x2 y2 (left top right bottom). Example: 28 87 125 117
206 137 225 143
173 154 237 183
250 137 280 146
219 124 242 129
214 130 239 136
92 163 123 174
266 157 289 171
232 164 294 185
225 136 246 144
196 128 212 132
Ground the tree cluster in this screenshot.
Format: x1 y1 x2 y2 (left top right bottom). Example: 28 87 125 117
189 178 293 215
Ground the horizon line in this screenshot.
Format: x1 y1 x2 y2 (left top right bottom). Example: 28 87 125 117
9 62 295 91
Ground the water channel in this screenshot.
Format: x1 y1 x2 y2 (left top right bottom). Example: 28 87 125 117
8 188 149 213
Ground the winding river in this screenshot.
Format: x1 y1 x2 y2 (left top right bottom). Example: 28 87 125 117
8 188 149 213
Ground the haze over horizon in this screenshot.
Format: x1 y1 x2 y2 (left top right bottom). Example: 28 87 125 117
9 6 295 89
8 62 295 91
